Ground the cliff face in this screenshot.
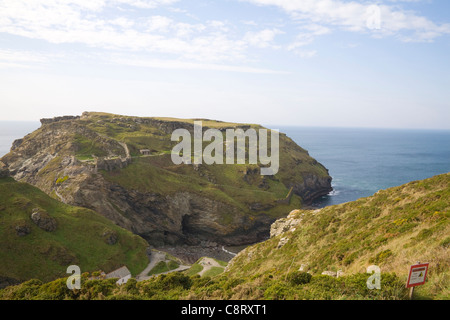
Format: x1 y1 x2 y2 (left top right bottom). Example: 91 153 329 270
1 112 332 246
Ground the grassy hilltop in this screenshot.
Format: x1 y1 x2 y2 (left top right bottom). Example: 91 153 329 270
1 112 332 246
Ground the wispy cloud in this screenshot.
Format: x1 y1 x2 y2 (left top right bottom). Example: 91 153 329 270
109 54 290 74
0 0 449 72
0 0 246 63
243 0 450 42
0 49 50 69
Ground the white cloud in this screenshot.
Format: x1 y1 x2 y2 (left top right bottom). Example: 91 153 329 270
288 24 331 50
0 49 49 69
243 0 450 42
0 0 245 63
244 28 284 48
109 55 290 74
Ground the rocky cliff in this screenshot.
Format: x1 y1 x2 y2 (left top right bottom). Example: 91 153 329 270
1 112 332 246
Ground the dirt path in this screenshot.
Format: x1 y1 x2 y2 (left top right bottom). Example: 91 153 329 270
136 251 166 281
136 251 190 281
197 257 223 277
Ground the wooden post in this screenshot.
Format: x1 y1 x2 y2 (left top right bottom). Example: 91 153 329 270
409 261 421 300
409 287 415 300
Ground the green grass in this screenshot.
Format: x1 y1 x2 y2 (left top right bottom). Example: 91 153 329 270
184 263 203 277
1 173 447 300
224 173 449 300
0 177 149 283
202 267 225 278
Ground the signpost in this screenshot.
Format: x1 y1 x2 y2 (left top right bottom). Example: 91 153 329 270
406 262 429 299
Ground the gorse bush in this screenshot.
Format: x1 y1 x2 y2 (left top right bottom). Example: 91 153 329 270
0 270 410 300
286 271 312 286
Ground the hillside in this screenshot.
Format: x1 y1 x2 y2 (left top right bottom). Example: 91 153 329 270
224 173 449 299
1 112 332 247
1 173 448 300
0 177 149 287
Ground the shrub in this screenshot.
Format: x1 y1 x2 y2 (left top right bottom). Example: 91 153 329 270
0 279 43 300
159 273 192 290
439 237 450 248
264 281 291 300
286 271 312 286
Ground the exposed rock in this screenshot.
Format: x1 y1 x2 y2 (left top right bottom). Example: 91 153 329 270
321 271 337 277
40 115 80 125
277 237 289 249
291 172 333 205
2 112 332 247
15 224 31 237
298 264 308 272
337 270 345 278
31 208 57 232
102 230 119 245
270 209 304 238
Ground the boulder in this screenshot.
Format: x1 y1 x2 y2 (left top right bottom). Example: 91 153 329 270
277 237 289 249
31 208 57 232
321 271 337 277
15 224 31 237
102 230 119 245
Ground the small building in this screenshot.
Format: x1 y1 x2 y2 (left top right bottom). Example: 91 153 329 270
105 266 132 285
140 149 151 156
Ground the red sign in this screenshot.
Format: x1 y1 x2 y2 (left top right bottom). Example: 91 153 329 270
406 263 429 288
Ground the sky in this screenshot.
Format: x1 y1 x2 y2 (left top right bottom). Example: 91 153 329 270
0 0 449 129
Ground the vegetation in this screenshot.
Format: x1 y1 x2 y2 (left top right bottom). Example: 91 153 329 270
224 173 449 300
0 177 149 283
0 269 409 300
0 173 448 300
76 112 330 218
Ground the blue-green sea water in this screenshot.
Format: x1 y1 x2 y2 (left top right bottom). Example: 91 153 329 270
1 122 449 208
277 126 450 207
0 121 40 157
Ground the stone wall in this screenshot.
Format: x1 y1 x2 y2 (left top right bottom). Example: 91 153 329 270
40 115 80 125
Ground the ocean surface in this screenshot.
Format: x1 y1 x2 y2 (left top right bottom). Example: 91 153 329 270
277 126 450 207
0 121 41 157
0 122 449 208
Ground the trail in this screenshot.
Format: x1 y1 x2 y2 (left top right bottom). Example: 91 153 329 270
136 251 190 282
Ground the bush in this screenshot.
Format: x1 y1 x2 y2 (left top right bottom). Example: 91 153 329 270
159 273 192 290
286 271 312 286
0 279 43 300
264 281 291 300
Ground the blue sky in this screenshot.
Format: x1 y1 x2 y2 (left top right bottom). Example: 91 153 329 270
0 0 449 129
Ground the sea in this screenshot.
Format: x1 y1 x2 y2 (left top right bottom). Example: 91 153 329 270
0 121 449 208
0 121 41 158
277 126 450 208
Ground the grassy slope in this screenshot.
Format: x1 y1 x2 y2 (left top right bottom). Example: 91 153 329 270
0 177 149 283
226 173 450 299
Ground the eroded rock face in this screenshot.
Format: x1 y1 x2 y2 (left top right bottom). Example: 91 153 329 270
1 112 332 247
292 173 333 205
270 209 304 238
31 208 57 232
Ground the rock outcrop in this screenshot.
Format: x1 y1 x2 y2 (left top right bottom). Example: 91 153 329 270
270 209 307 238
40 115 81 125
31 208 57 232
1 112 332 247
15 224 31 237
